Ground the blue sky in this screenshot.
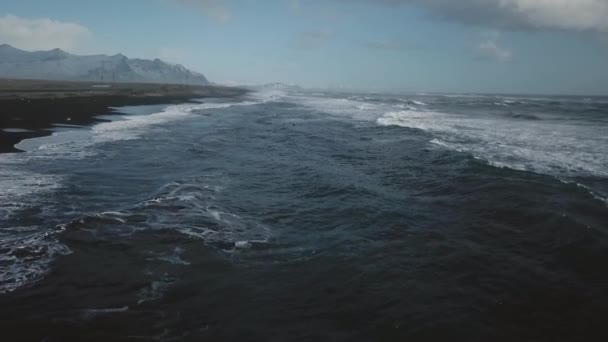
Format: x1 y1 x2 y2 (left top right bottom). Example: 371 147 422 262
1 0 608 95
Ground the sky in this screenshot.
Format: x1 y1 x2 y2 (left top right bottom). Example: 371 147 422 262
1 0 608 95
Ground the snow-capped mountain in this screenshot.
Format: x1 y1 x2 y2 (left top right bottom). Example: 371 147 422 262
0 44 209 85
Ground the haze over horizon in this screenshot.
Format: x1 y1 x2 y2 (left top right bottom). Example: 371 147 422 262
1 0 608 95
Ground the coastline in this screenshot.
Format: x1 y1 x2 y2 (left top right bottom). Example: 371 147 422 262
0 79 248 153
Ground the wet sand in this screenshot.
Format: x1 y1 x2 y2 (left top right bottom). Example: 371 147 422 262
0 79 248 153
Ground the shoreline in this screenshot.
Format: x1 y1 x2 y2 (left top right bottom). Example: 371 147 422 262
0 79 248 153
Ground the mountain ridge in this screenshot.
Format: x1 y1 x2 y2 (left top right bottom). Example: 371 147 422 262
0 44 209 85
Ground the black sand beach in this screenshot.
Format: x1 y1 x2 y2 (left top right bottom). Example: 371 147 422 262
0 79 247 153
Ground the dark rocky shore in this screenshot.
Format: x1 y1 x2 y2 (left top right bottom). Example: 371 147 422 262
0 79 248 153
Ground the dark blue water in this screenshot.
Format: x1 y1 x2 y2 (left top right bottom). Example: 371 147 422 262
1 90 608 341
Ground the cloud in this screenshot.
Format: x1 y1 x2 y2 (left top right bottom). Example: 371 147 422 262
475 33 512 63
0 14 91 52
347 0 608 33
289 29 334 50
171 0 230 22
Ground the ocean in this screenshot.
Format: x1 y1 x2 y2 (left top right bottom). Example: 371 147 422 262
1 89 607 341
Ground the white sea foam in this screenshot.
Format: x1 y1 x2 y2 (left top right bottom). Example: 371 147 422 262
17 98 262 155
0 227 71 294
0 169 62 209
0 145 74 293
184 207 272 248
404 99 427 106
137 181 272 249
1 97 262 293
377 109 608 179
93 102 253 143
288 95 385 121
92 104 194 142
15 129 97 159
281 93 607 183
0 153 66 232
250 88 287 102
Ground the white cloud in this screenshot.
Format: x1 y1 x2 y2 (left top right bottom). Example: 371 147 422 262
476 33 512 63
499 0 608 32
354 0 608 33
172 0 230 22
0 14 91 52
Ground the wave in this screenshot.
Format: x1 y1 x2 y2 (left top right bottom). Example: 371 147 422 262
376 110 445 131
92 104 195 142
288 94 389 121
14 98 267 165
94 101 259 143
398 99 427 106
286 93 607 188
0 176 274 294
0 154 70 293
503 112 541 120
0 127 71 293
288 94 608 196
250 89 288 102
59 179 273 250
141 181 273 248
377 109 608 182
558 179 608 205
0 96 267 294
0 224 70 294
